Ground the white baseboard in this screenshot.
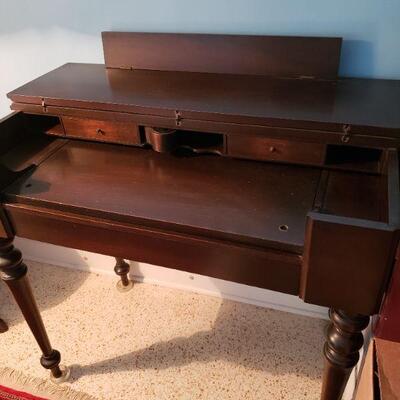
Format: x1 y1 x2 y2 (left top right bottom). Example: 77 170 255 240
15 237 328 319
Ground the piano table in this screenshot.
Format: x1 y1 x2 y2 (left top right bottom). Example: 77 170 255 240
0 32 399 400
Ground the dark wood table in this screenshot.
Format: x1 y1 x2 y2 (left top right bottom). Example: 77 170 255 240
0 32 399 399
0 317 7 333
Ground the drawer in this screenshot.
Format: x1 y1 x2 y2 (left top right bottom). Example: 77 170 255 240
227 134 325 165
62 117 142 145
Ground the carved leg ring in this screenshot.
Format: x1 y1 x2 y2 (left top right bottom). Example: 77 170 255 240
321 308 369 400
0 239 70 383
114 257 133 292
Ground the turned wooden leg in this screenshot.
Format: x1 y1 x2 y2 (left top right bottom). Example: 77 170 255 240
321 308 369 400
0 238 70 382
0 317 8 333
114 257 133 292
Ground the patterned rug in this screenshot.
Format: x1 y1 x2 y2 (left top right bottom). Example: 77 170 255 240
0 384 47 400
0 368 96 400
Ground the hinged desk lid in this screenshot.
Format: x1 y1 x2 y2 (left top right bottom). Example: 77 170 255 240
6 32 400 135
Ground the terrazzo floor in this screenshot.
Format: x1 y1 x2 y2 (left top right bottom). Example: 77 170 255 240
0 261 326 400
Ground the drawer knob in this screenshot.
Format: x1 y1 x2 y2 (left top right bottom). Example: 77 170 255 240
97 128 105 135
269 146 276 153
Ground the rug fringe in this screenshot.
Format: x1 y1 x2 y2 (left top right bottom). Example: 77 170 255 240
0 367 97 400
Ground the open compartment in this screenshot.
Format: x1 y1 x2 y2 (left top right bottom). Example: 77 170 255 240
324 144 383 173
301 149 399 314
177 130 224 154
144 127 225 155
24 114 65 136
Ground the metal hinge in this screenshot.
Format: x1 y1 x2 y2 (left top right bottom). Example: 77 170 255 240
41 98 47 112
175 110 182 127
341 124 351 143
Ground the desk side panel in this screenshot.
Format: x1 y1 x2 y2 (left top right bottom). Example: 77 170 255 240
374 246 400 341
4 204 301 296
301 212 399 315
0 112 25 238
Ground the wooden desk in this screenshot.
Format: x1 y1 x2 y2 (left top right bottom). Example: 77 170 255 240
0 33 399 399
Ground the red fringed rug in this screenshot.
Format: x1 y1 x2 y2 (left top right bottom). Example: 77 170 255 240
0 384 48 400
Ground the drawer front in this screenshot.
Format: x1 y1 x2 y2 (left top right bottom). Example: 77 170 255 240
227 134 325 165
62 117 141 145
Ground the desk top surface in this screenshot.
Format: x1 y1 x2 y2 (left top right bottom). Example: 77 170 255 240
8 63 400 133
4 140 322 252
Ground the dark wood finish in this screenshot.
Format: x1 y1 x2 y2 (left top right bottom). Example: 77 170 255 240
3 141 320 253
374 246 400 342
0 112 26 156
320 171 386 221
2 33 400 399
102 32 342 79
227 134 325 166
0 207 13 239
322 309 369 400
0 238 62 378
114 257 131 287
301 149 400 315
62 116 141 146
7 63 400 136
0 113 38 195
4 203 301 296
0 318 7 333
145 127 180 153
11 102 400 150
143 127 225 155
375 338 400 399
301 212 398 315
385 148 400 226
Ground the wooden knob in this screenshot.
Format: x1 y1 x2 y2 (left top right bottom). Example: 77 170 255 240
97 128 105 135
269 146 276 152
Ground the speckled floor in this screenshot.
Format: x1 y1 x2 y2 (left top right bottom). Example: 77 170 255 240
0 261 326 400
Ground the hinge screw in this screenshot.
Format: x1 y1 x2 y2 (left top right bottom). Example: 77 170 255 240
175 110 182 127
41 98 47 112
341 124 351 143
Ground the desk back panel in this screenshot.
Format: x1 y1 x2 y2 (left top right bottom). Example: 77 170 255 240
102 32 342 79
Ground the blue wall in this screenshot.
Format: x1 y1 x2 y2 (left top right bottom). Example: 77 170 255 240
0 0 399 78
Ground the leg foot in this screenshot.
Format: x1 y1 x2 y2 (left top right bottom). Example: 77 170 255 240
116 279 134 292
0 238 69 381
50 365 71 384
114 258 133 292
321 308 369 400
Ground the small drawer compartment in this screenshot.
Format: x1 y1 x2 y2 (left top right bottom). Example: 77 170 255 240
227 134 325 165
62 117 142 145
324 145 382 173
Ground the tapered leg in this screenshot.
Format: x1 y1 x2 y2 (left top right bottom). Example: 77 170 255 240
114 257 133 292
321 308 369 400
0 238 70 382
0 317 7 333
